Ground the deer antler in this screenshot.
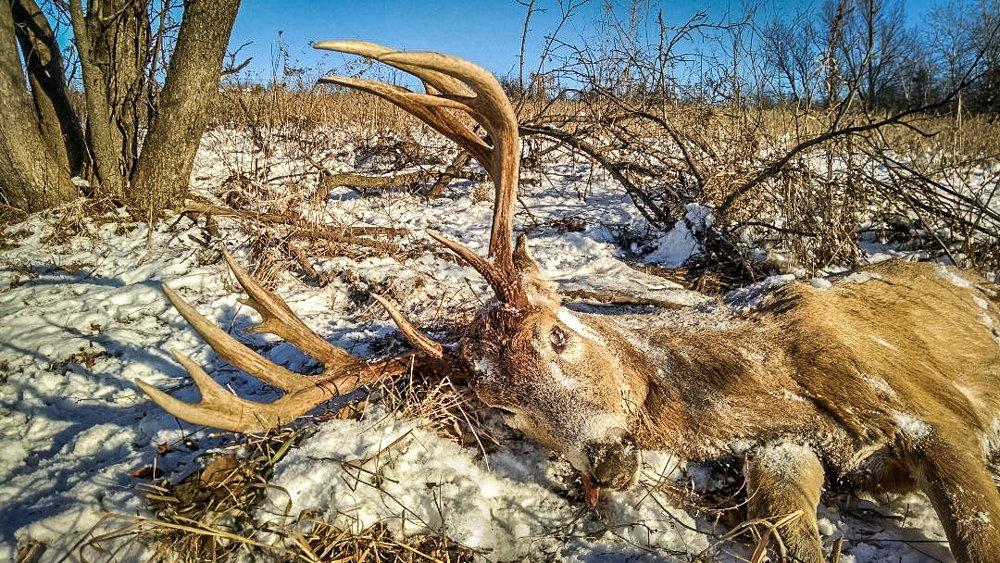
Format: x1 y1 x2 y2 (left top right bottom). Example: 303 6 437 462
136 252 431 433
140 43 530 432
314 40 528 309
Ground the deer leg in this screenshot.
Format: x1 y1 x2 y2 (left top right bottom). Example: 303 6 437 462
908 433 1000 562
744 442 825 563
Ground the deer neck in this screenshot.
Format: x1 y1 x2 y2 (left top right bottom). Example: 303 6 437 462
588 312 800 460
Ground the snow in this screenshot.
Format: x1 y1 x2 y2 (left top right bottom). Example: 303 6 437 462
752 442 819 481
258 409 709 561
725 273 797 311
934 265 973 288
810 277 833 290
0 130 976 561
646 204 713 267
891 411 932 440
864 374 898 399
843 271 882 284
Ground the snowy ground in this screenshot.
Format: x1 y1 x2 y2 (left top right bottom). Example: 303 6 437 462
0 130 959 561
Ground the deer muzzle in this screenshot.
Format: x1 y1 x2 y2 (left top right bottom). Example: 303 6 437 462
583 429 640 490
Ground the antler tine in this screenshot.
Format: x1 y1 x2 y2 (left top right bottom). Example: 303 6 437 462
137 351 412 433
136 350 269 431
141 256 429 433
161 284 313 392
221 252 353 369
314 40 526 308
378 50 520 267
318 75 491 164
427 230 525 306
314 40 475 98
223 251 445 366
371 294 444 359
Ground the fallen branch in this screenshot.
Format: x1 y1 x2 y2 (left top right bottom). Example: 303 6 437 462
310 169 439 204
424 151 473 198
180 200 408 237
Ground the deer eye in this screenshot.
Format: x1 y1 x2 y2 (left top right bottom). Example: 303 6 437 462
549 326 568 352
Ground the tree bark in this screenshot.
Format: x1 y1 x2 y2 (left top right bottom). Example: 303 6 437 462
95 0 152 178
129 0 240 214
69 0 125 198
0 1 77 212
12 0 88 178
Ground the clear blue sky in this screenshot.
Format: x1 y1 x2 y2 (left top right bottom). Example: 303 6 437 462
227 0 939 82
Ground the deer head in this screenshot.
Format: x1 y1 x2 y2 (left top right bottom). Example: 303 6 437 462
139 41 643 504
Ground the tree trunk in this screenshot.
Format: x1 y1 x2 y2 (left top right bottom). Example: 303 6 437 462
69 0 125 199
0 0 77 213
96 0 152 178
11 0 88 178
129 0 240 214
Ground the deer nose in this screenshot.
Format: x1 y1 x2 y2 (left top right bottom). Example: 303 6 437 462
583 430 639 490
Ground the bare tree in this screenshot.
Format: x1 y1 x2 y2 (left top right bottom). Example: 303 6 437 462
513 0 998 279
0 0 77 213
11 0 88 177
129 0 240 212
0 0 240 216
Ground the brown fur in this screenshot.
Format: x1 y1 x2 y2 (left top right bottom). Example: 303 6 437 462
467 258 1000 562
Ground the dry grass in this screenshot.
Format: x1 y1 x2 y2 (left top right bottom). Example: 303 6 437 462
76 378 488 562
203 86 999 279
212 87 1000 157
210 89 424 134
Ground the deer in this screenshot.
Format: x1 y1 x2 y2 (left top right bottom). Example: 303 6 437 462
137 41 1000 562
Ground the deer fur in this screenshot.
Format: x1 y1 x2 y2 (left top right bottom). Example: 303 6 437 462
470 252 1000 562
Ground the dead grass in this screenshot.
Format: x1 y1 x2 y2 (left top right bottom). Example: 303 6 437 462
199 85 1000 278
210 89 424 134
78 396 483 562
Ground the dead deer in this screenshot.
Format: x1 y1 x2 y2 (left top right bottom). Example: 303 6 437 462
138 41 1000 562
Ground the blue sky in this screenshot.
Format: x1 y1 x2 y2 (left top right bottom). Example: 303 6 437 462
227 0 940 82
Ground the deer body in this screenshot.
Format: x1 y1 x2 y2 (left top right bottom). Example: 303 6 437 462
552 259 1000 562
139 42 1000 562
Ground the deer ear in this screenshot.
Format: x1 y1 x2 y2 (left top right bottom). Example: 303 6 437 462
514 234 560 308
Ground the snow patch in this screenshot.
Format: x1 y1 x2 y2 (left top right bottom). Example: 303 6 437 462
864 374 898 399
752 442 816 478
979 311 994 329
891 411 931 440
726 274 797 311
258 412 710 560
645 204 713 267
844 271 882 284
810 277 833 290
934 265 973 288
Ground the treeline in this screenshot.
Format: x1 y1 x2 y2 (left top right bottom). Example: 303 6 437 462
757 0 999 113
501 0 999 116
